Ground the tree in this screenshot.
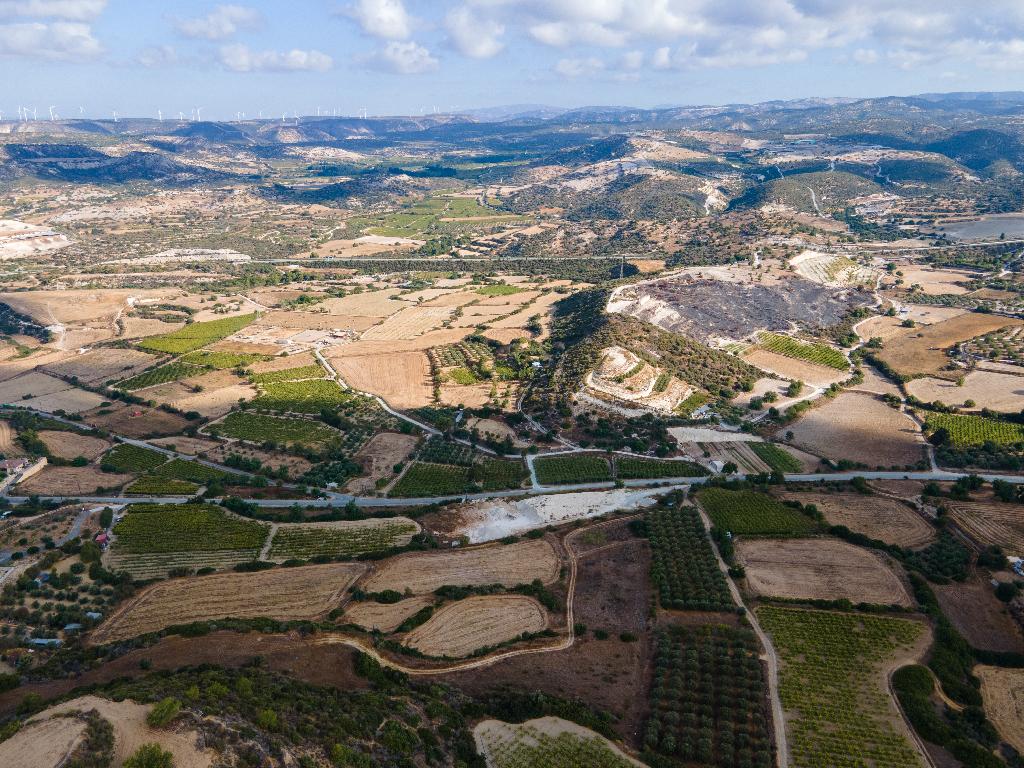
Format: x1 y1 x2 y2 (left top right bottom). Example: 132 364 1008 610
124 744 174 768
786 380 804 398
146 697 181 728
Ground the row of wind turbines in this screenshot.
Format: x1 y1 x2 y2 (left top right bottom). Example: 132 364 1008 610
2 103 456 123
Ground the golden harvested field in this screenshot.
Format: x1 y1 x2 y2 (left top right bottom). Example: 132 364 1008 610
905 371 1024 412
82 402 190 438
92 562 366 643
330 329 472 356
422 291 481 307
934 577 1024 654
977 666 1024 754
248 351 315 373
318 289 412 316
343 595 434 632
332 350 433 408
899 266 975 295
169 370 258 417
0 712 87 768
779 492 934 547
38 430 110 460
404 595 548 657
28 387 106 414
742 349 848 387
203 443 312 477
360 305 454 340
781 392 925 468
855 315 911 343
0 370 73 400
737 538 913 606
0 419 24 457
42 348 158 384
852 365 901 397
148 436 221 455
38 696 214 768
363 539 561 594
875 313 1023 380
944 501 1024 552
490 292 564 331
121 317 184 338
0 288 176 325
346 431 419 494
901 304 967 325
17 465 132 495
259 311 380 331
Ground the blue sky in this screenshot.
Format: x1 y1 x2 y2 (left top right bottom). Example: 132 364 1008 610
1 0 1023 120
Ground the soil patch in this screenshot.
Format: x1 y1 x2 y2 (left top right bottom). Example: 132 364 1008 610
933 575 1024 654
778 492 934 547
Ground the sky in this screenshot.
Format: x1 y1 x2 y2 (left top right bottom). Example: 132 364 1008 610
1 0 1023 121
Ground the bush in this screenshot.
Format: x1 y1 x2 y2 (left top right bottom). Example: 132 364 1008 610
124 744 174 768
146 697 181 728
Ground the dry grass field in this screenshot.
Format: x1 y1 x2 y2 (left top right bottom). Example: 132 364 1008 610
202 443 312 477
343 595 434 632
149 436 221 455
898 266 976 295
248 351 315 373
403 595 547 657
977 666 1024 754
0 419 24 457
332 350 433 408
778 492 935 547
17 465 132 495
361 305 454 340
345 432 419 494
0 370 76 400
875 314 1023 380
82 402 191 438
781 392 925 467
38 430 110 460
0 712 87 768
742 349 848 387
934 576 1024 654
42 348 158 384
363 539 561 594
855 315 912 343
92 562 366 643
906 371 1024 412
944 501 1024 552
737 538 913 606
38 696 214 768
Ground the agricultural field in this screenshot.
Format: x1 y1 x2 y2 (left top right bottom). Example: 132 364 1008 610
345 431 419 494
534 454 612 485
41 347 158 385
741 348 848 388
100 443 168 473
961 325 1024 365
252 379 349 413
138 313 258 354
116 361 207 391
110 503 268 553
249 363 325 384
943 500 1024 552
152 457 227 484
747 442 802 473
102 548 263 580
646 505 733 611
37 429 110 460
389 462 471 497
266 517 419 560
17 465 132 495
696 488 817 535
906 370 1024 413
363 538 560 594
615 457 707 479
924 411 1024 447
783 392 926 468
645 625 773 768
475 718 643 768
736 538 914 606
403 594 547 657
976 666 1024 754
0 712 88 768
342 595 435 633
778 492 935 547
874 313 1022 380
210 411 338 445
124 475 198 495
91 562 365 643
753 331 849 370
758 606 928 768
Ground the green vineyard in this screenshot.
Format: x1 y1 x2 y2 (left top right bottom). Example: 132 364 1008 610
112 503 269 553
925 412 1024 447
138 313 257 355
534 455 612 485
696 488 816 535
267 519 419 559
756 331 849 370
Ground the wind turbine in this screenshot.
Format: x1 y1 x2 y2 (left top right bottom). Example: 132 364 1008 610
48 106 57 121
359 107 367 119
112 110 118 123
31 107 37 120
178 111 185 122
78 106 84 117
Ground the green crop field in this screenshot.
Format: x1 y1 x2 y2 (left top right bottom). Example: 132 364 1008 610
474 459 529 491
138 313 257 354
179 350 270 369
389 462 471 497
616 457 708 479
696 488 816 535
116 362 206 391
475 284 523 297
645 625 772 768
124 476 199 495
480 724 636 768
112 503 269 553
758 606 925 768
211 412 338 445
756 331 849 370
152 458 228 484
534 455 612 485
748 442 802 473
925 412 1024 447
267 519 419 559
647 506 733 612
250 364 326 384
101 444 168 473
253 379 348 412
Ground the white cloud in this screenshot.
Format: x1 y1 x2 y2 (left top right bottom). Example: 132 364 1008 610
366 40 438 73
0 0 105 20
348 0 411 40
554 56 604 78
0 20 100 58
219 43 332 72
136 44 178 68
177 4 260 41
445 6 504 58
852 48 878 64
